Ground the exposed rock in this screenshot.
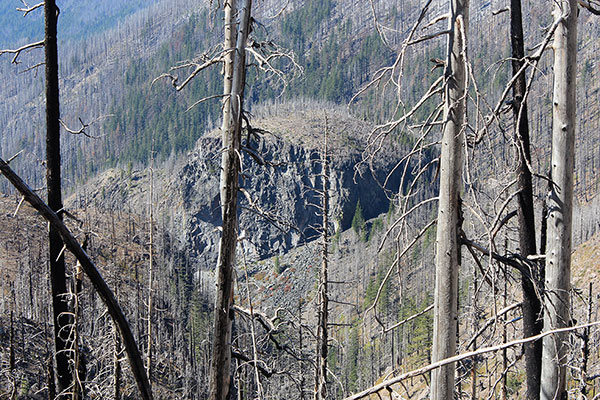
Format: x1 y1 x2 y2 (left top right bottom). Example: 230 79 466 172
70 105 425 272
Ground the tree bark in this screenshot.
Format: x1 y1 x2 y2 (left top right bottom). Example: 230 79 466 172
299 300 306 400
208 1 237 398
430 1 468 399
579 282 593 398
9 311 14 373
510 1 543 398
209 1 252 399
44 1 72 396
540 1 577 399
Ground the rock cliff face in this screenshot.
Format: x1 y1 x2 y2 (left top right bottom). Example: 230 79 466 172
72 105 427 270
160 107 413 268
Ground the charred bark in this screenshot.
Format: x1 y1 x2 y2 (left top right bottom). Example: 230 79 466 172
314 130 330 400
510 1 543 398
44 1 72 395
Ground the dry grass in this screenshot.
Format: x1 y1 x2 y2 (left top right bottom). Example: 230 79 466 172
572 230 600 297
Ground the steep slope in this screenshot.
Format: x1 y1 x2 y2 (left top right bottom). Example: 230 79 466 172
1 188 598 398
0 0 205 189
0 194 196 398
1 1 599 398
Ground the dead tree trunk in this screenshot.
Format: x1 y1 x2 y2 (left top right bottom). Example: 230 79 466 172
73 262 85 400
114 322 122 400
9 311 14 374
580 282 593 398
209 1 252 399
430 0 468 399
44 1 73 396
146 155 155 382
540 1 577 399
510 1 543 398
299 300 306 400
209 1 237 397
470 268 478 400
315 129 330 400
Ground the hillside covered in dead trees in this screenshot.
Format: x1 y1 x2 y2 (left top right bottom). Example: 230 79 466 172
1 0 600 399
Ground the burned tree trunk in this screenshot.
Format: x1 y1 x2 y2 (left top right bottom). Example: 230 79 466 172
209 1 252 399
314 130 330 400
540 1 577 399
146 157 155 382
510 1 543 398
430 0 468 399
44 1 73 396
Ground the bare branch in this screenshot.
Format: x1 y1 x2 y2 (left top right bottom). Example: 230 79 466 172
0 40 45 64
492 7 510 15
21 61 45 73
369 76 444 142
239 187 300 235
383 304 434 334
7 150 24 163
245 40 302 96
378 197 439 252
477 14 564 143
406 29 450 46
350 0 435 109
579 0 600 14
186 94 229 112
366 219 437 330
231 350 274 377
422 13 449 30
17 1 44 16
232 305 304 361
263 0 291 19
151 49 226 91
464 302 521 350
13 196 25 217
59 115 113 138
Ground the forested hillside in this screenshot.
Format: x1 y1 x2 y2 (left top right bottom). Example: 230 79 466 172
0 0 599 399
1 0 599 199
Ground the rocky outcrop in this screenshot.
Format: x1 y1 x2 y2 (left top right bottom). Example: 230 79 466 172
72 106 428 271
162 107 414 267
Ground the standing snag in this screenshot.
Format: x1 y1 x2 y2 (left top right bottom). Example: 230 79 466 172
210 1 253 399
44 1 74 395
510 0 543 397
430 0 468 399
314 125 330 400
540 1 577 399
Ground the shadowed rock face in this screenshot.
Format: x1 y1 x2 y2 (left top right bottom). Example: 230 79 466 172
70 108 435 271
167 131 404 268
